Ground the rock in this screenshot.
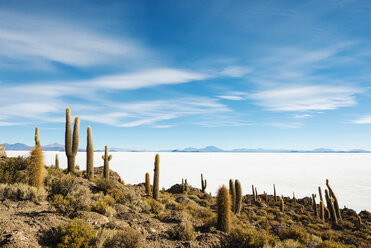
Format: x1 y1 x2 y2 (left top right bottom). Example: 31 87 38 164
0 144 6 158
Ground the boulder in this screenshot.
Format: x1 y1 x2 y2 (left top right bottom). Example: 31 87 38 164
0 144 6 158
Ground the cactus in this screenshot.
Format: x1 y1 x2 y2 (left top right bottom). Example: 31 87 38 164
217 185 231 233
293 192 296 202
318 186 323 202
29 128 44 187
55 154 59 169
252 185 256 202
201 173 207 193
255 187 258 201
280 195 285 212
358 215 362 225
325 189 337 223
35 127 40 147
102 146 112 179
264 191 268 202
320 200 325 222
86 127 94 180
185 179 189 193
145 172 151 195
274 184 277 202
65 108 80 173
153 154 160 200
181 178 185 193
326 179 341 220
229 179 236 213
312 194 318 217
235 179 242 214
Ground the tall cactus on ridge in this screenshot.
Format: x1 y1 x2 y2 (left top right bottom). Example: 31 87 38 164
35 127 40 147
86 127 94 180
274 184 277 202
65 107 80 173
320 200 325 222
326 179 341 220
145 172 151 195
325 189 338 223
29 127 44 188
229 179 236 213
235 179 242 214
153 154 160 200
201 173 207 193
318 186 324 202
252 185 256 202
102 145 112 179
312 194 318 217
217 185 231 233
280 196 285 212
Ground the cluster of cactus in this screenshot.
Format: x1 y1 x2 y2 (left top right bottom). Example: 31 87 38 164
228 179 242 215
65 107 80 173
201 173 207 193
181 178 189 194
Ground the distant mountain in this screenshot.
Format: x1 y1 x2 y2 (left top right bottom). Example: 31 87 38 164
2 143 371 153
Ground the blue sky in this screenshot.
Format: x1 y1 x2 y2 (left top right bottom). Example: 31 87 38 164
1 0 371 150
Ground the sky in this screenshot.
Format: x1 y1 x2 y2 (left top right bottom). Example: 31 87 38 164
1 0 371 150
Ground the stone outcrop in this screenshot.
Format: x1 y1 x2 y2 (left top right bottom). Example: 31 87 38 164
0 144 6 158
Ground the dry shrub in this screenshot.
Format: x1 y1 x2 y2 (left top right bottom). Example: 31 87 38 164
0 183 47 202
145 197 165 214
0 156 29 184
278 225 309 243
92 194 116 217
57 218 96 248
316 240 346 248
168 221 195 241
103 227 141 248
95 177 116 194
227 224 276 248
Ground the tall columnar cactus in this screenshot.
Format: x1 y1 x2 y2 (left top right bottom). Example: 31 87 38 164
318 186 324 202
320 200 325 222
102 146 112 179
86 127 94 180
185 179 189 193
264 191 268 202
217 185 231 233
55 154 59 169
229 179 236 213
145 172 151 195
326 179 341 220
252 185 256 202
181 178 185 193
255 187 258 201
29 128 44 188
65 108 80 173
153 154 160 200
312 194 318 217
293 192 296 202
35 127 40 147
280 196 285 212
235 179 242 214
201 173 207 193
325 189 338 223
274 184 277 202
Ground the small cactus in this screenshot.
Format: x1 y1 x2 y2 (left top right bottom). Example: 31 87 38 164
293 192 296 202
55 154 59 169
201 173 207 193
86 127 94 180
65 107 80 173
280 196 285 212
264 191 268 202
145 172 151 195
235 179 242 214
326 179 341 220
153 154 160 200
252 185 256 202
102 146 112 179
312 194 318 217
185 179 189 193
217 185 231 233
229 179 236 213
29 128 45 188
273 184 277 202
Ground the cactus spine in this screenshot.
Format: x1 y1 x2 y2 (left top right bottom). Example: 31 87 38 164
102 146 112 179
274 184 277 201
312 194 318 217
235 179 242 214
153 154 160 200
201 173 207 193
280 196 285 212
326 179 341 220
229 179 236 213
217 185 231 233
65 108 80 173
86 127 94 180
29 127 44 188
325 189 337 223
145 172 151 195
55 154 59 169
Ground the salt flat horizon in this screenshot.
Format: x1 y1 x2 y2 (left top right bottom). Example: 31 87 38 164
7 151 371 213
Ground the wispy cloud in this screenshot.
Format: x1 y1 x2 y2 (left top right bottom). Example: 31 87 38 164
352 115 371 124
293 114 312 119
249 85 361 112
220 66 251 77
267 122 303 129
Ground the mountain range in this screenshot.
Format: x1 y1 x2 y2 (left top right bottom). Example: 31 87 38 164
2 143 370 153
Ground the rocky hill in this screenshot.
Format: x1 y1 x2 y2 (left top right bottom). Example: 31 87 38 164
0 156 370 248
